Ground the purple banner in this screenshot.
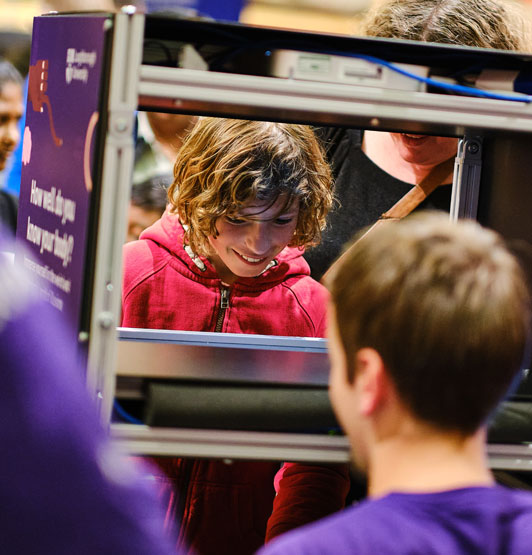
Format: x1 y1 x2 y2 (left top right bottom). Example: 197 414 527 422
16 15 109 332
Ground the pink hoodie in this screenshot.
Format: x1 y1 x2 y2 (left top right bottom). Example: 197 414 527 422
122 210 328 337
120 211 344 555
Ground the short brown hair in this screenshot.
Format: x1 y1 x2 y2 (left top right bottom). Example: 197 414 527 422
330 213 531 435
363 0 530 51
168 117 333 256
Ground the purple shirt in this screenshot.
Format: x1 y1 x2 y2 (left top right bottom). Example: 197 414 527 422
0 242 176 554
259 486 532 555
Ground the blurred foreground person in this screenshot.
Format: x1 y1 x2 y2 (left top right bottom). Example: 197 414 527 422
0 233 176 554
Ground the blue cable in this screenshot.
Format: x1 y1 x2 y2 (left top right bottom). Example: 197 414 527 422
113 400 144 425
342 52 532 103
191 23 532 103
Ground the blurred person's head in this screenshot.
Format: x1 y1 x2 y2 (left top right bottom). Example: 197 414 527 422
327 213 531 471
364 0 530 51
127 174 169 242
0 60 23 172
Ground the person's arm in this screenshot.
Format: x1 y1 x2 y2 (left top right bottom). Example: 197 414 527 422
0 243 176 554
265 461 350 541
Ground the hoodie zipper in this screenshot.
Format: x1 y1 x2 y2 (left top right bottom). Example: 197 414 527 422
214 286 230 332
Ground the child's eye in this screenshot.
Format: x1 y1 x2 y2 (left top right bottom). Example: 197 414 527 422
225 216 246 225
274 217 293 226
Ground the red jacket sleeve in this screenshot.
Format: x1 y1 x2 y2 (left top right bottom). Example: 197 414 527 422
265 461 350 542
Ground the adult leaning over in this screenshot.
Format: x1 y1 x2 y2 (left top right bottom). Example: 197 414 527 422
304 0 531 282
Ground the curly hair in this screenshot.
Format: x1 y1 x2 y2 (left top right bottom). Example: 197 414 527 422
363 0 530 51
168 117 333 256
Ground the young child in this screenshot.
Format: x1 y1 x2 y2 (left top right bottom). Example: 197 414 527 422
121 117 348 554
260 212 532 554
122 117 332 336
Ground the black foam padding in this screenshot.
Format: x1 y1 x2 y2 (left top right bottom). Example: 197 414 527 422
144 381 340 433
488 401 532 443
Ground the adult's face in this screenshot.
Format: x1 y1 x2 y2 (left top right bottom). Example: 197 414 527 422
390 133 458 168
0 81 23 171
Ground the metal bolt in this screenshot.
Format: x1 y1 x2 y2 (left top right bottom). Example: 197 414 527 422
370 117 380 127
78 331 89 343
121 5 137 15
467 141 480 155
99 311 114 329
114 119 128 133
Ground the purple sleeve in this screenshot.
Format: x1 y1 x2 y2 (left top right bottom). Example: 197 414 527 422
0 251 177 555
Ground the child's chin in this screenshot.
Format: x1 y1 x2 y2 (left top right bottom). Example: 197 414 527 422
234 266 267 279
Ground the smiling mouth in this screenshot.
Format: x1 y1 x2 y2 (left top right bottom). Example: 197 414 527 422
401 133 429 141
233 250 267 264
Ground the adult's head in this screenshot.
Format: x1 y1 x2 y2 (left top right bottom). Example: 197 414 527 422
328 213 531 463
0 60 23 172
145 112 197 144
169 117 333 258
126 174 170 242
361 0 529 179
364 0 529 51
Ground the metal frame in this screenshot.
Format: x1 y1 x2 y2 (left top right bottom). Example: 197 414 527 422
488 444 532 471
450 134 483 221
138 65 532 135
111 424 532 471
111 424 350 462
86 11 145 424
75 11 532 467
117 327 328 352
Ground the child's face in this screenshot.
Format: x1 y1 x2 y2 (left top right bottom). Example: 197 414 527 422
207 195 299 284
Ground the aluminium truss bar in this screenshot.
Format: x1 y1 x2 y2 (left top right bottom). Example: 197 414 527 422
138 65 532 134
111 424 532 471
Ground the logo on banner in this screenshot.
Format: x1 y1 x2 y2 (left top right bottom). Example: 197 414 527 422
65 48 97 84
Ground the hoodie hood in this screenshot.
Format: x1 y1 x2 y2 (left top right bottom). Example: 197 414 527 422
139 209 311 290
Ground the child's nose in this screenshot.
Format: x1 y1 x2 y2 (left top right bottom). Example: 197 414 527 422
245 222 270 254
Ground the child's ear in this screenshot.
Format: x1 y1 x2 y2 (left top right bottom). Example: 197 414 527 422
354 348 389 416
